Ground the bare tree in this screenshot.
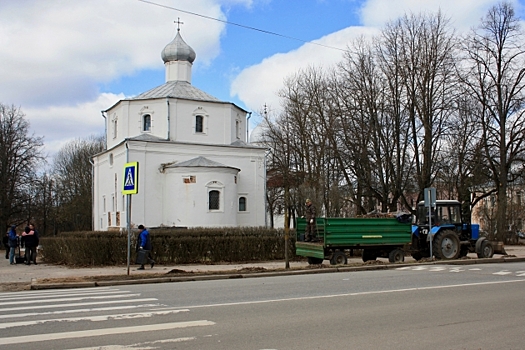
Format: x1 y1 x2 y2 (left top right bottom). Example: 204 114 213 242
0 103 44 231
461 2 525 240
52 135 104 231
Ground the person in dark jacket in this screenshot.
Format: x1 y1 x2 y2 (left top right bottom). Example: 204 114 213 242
22 226 37 265
29 223 39 264
7 225 18 265
304 199 317 242
136 224 154 270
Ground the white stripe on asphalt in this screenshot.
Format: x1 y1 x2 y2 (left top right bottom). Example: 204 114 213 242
68 337 197 349
0 290 131 302
0 287 116 297
0 293 141 306
0 321 215 346
0 309 189 329
0 298 158 312
173 279 525 310
0 304 161 320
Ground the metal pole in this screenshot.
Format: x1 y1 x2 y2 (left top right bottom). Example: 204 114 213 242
127 194 131 275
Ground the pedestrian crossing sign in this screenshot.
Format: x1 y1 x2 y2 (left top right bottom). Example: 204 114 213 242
122 162 139 195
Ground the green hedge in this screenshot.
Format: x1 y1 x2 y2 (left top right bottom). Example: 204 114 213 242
40 227 299 266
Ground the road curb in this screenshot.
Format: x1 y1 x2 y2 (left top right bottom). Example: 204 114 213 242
29 256 525 290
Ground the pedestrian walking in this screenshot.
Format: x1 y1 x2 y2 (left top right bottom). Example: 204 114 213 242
29 223 39 264
7 225 18 265
136 224 155 270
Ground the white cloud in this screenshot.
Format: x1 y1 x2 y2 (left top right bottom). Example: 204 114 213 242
231 0 517 118
24 93 125 158
0 0 225 107
231 26 380 115
359 0 510 31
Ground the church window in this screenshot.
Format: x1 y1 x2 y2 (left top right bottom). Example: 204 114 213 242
239 196 247 212
236 120 241 139
195 115 204 133
112 119 118 139
143 114 151 132
183 175 196 184
209 190 220 210
109 153 113 166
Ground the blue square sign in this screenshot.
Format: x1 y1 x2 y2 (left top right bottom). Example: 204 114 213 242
122 162 139 195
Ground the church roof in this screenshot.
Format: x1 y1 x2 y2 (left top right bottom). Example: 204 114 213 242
166 156 240 171
132 80 221 102
128 133 167 141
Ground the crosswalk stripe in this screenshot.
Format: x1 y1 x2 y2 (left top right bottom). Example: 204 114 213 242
0 290 128 302
0 320 216 346
0 304 161 320
0 298 158 312
0 309 190 329
0 293 140 306
0 287 116 298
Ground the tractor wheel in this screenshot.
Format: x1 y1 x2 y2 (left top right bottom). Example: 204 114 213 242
388 249 405 263
477 240 494 258
433 230 460 260
307 257 324 265
330 251 348 265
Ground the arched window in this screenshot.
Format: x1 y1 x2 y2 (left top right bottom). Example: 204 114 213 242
195 115 204 133
239 196 246 211
209 190 220 210
143 114 151 131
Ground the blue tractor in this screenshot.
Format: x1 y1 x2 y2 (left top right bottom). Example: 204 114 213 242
411 200 494 260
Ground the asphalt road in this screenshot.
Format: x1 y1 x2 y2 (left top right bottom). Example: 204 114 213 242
1 261 524 350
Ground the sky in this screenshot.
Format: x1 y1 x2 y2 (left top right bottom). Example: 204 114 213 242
1 0 524 161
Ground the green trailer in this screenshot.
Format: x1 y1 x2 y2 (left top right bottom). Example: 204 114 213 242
295 217 412 265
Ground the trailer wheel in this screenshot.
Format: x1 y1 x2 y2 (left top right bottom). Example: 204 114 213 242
477 240 494 258
388 249 405 263
330 251 347 265
362 249 377 262
307 257 324 265
433 230 460 260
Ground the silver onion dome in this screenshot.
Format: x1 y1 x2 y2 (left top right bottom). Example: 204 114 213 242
161 30 196 63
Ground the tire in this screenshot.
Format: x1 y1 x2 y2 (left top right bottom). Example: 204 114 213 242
362 249 377 262
307 257 324 265
433 230 460 260
477 240 494 258
330 251 347 265
388 249 405 263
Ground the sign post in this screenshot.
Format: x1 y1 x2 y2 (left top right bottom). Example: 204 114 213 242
122 162 139 275
424 187 436 259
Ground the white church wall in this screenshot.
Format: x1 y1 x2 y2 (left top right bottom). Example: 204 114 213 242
94 140 266 230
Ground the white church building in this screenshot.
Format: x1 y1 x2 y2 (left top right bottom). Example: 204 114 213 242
92 28 267 230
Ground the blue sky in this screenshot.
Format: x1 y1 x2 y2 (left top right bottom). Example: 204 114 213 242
0 0 523 159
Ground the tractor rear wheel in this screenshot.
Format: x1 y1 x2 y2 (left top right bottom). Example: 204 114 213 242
433 230 460 260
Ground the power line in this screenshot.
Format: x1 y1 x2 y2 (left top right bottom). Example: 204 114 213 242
137 0 346 52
